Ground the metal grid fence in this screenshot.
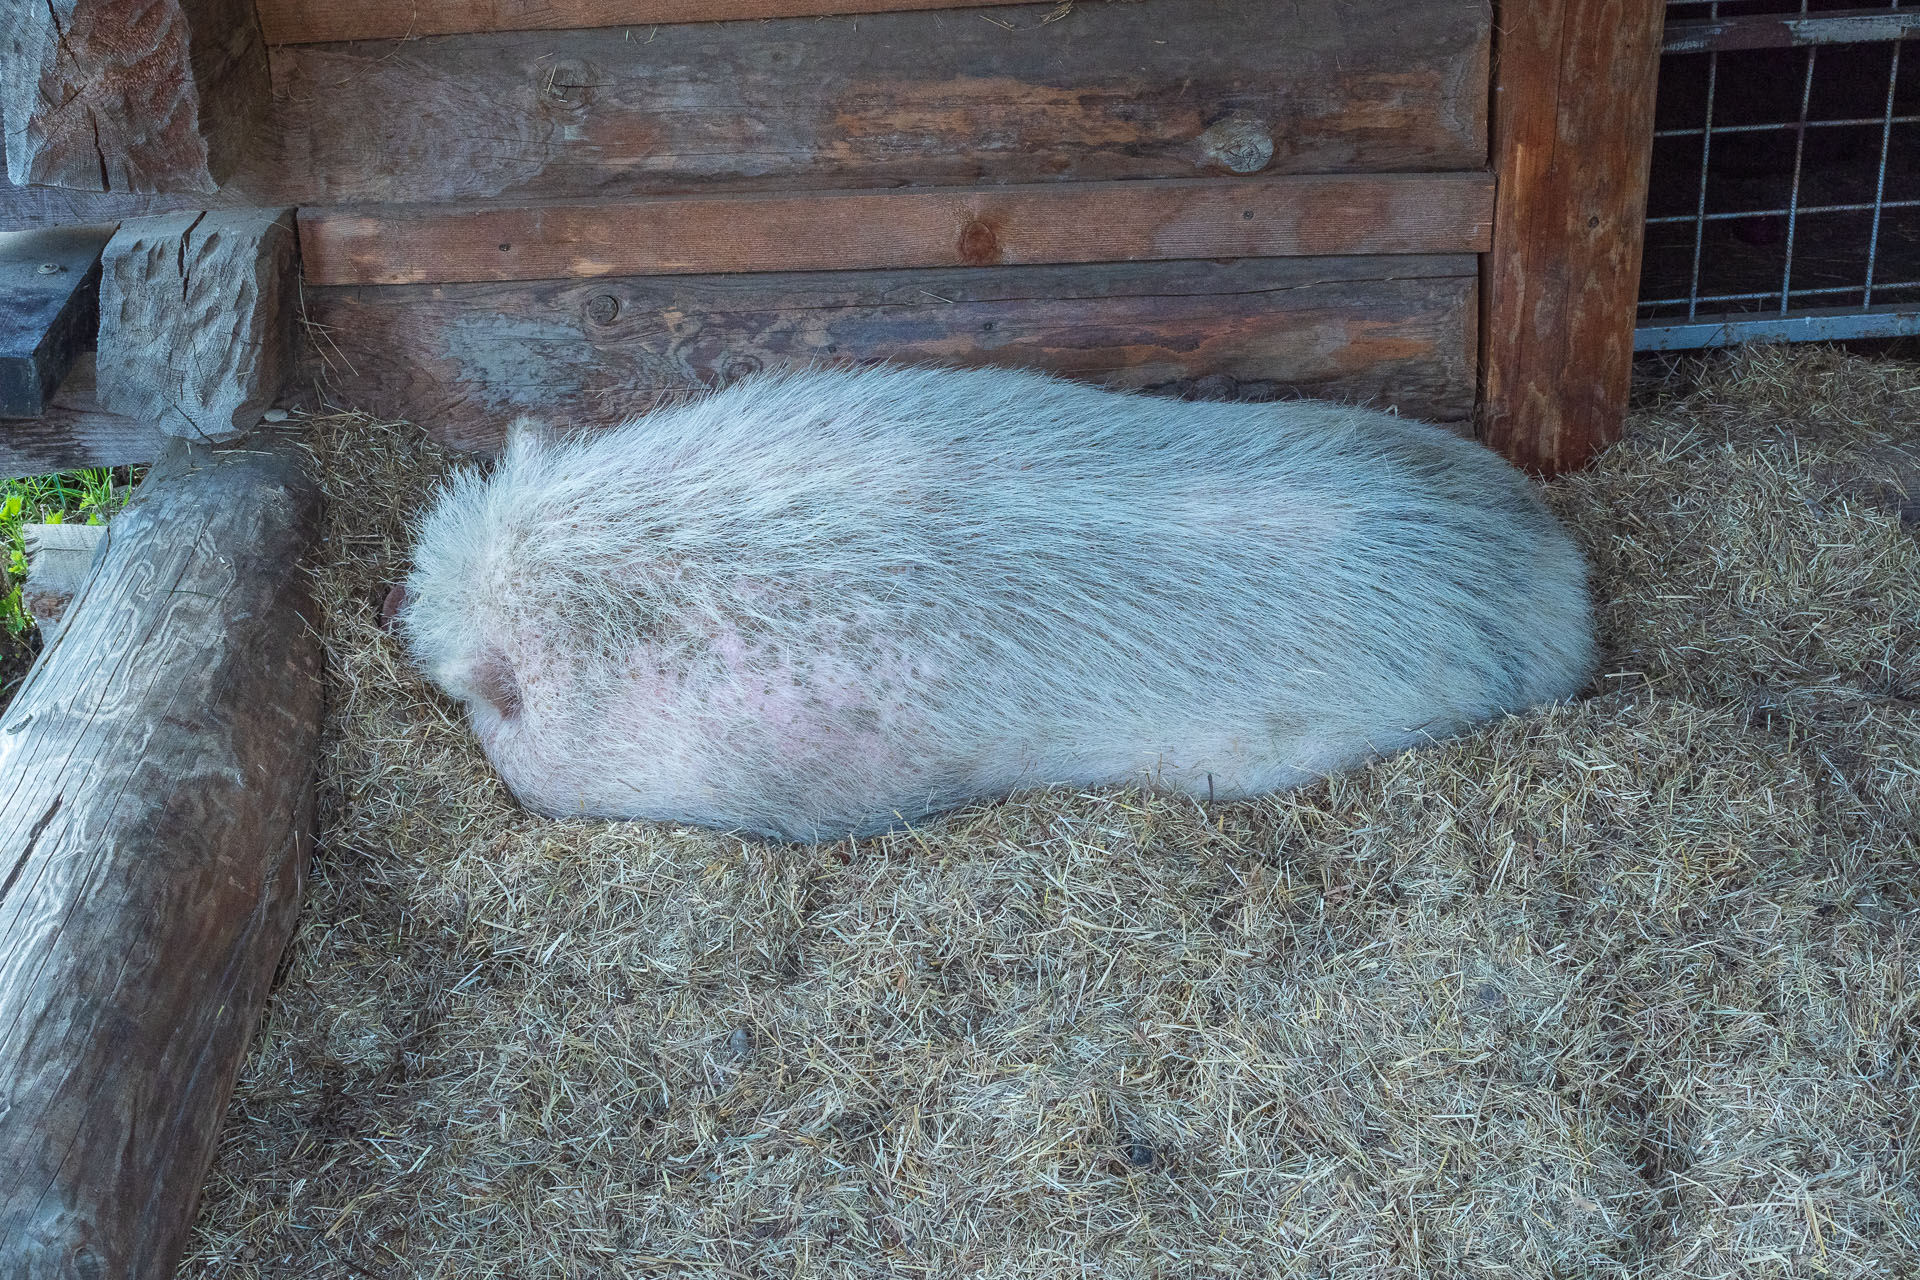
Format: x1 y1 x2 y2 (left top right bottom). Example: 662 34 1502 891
1635 0 1920 349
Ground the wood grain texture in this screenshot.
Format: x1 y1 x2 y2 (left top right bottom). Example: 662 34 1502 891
0 0 269 193
294 255 1479 453
1479 0 1664 476
20 523 107 628
0 435 321 1279
96 208 297 440
0 354 170 479
299 174 1496 286
0 225 111 419
258 0 1039 43
1 0 1490 228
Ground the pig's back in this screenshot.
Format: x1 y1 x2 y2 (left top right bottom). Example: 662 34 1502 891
406 365 1595 839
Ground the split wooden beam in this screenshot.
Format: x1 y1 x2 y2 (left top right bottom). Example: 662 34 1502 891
96 208 297 442
0 435 322 1279
0 0 271 194
1479 0 1666 476
300 173 1497 286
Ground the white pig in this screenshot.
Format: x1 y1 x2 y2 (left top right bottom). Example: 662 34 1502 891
399 365 1596 841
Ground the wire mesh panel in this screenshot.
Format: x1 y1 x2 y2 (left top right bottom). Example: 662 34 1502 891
1635 0 1920 348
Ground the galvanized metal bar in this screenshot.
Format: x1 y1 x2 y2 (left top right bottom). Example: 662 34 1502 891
1863 38 1901 304
1779 48 1818 313
1655 112 1920 137
1642 279 1920 307
1647 196 1920 223
1635 305 1920 349
1688 6 1720 319
1665 7 1920 53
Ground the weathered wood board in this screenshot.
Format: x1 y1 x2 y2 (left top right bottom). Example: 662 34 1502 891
299 174 1495 286
0 0 269 194
0 0 1490 229
96 208 298 441
256 0 1037 43
1480 0 1664 475
0 225 111 419
20 522 107 628
0 354 170 480
295 255 1479 453
0 436 321 1279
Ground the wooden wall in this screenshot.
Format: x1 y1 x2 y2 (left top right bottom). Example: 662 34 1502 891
1 0 1665 475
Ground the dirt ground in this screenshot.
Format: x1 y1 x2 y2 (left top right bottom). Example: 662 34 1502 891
180 346 1918 1279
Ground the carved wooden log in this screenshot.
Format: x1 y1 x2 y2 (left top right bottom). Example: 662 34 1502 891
0 0 270 194
96 208 297 442
0 435 322 1279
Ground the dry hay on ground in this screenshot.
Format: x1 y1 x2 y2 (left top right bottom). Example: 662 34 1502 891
182 347 1919 1278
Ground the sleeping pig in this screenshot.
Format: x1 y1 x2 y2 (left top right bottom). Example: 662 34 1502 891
398 365 1596 842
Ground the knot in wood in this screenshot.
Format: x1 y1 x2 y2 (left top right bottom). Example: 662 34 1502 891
1198 115 1275 175
587 293 621 325
956 218 1002 266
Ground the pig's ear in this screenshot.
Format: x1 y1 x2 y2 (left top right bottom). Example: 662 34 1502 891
504 415 560 452
380 583 409 632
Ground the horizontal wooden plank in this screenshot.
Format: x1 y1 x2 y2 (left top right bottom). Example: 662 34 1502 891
298 174 1495 286
259 0 1036 43
292 255 1478 453
0 355 169 480
1 0 1489 228
0 226 110 418
1662 7 1920 53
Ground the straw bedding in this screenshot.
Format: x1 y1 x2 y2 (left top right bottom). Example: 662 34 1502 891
181 346 1918 1278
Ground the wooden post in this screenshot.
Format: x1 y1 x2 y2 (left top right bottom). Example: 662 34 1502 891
0 436 322 1279
1480 0 1666 476
95 208 297 442
0 0 270 194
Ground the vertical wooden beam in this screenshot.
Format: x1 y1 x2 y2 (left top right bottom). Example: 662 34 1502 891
1480 0 1665 475
0 0 270 194
96 208 297 441
0 436 321 1279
